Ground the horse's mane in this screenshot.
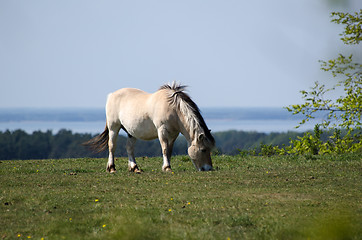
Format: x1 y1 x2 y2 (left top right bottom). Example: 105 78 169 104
159 82 215 146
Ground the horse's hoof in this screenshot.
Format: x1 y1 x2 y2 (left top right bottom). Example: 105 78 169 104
129 165 143 174
107 166 116 173
162 166 172 172
134 168 143 174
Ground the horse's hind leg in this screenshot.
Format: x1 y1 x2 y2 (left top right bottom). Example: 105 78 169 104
107 125 120 173
126 136 142 173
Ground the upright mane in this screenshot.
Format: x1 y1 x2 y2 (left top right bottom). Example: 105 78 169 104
159 82 215 146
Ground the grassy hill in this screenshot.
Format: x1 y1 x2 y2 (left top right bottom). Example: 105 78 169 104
1 154 361 239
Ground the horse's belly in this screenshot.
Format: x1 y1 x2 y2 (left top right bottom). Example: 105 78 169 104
123 118 158 140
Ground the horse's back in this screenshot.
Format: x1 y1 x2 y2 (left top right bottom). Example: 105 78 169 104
106 88 145 120
107 87 149 108
109 88 149 101
107 87 174 115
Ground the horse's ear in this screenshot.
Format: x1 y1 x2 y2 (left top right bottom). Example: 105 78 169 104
198 133 205 142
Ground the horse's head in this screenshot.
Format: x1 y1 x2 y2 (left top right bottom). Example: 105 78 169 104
188 133 214 171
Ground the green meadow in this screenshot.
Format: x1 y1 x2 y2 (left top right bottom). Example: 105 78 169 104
1 154 361 240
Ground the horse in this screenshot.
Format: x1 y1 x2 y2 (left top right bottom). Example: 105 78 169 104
84 82 215 173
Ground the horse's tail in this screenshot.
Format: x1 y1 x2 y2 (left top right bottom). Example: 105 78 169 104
82 124 109 153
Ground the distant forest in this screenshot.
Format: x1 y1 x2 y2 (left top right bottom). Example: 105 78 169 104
0 129 307 160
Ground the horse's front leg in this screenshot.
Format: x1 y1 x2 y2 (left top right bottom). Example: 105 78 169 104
126 136 142 173
158 128 177 172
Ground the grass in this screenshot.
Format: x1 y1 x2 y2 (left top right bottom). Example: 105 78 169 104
0 154 361 239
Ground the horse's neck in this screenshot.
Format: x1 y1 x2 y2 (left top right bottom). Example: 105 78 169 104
178 113 199 146
173 96 203 145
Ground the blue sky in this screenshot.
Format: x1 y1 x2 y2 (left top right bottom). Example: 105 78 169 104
0 0 361 108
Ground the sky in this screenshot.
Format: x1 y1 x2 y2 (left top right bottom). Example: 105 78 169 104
0 0 361 109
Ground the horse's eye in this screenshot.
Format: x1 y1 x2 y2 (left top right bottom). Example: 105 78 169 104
201 149 207 153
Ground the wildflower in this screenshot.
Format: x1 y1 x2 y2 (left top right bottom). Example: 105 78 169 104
102 224 106 228
17 234 21 237
95 199 99 202
187 202 191 205
168 209 172 212
69 218 72 221
171 198 173 201
27 236 31 239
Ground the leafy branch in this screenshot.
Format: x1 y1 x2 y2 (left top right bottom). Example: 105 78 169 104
284 10 362 154
331 10 362 45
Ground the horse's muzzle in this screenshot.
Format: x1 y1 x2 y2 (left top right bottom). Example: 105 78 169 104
199 164 213 171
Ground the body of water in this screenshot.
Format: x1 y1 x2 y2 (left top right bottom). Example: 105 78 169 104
0 108 320 134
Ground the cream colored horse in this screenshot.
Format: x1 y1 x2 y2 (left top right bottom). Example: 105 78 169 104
84 82 215 172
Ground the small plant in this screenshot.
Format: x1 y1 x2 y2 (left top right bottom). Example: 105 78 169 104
237 148 250 157
287 125 322 155
259 143 278 157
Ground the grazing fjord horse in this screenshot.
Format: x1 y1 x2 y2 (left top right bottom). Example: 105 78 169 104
84 83 215 173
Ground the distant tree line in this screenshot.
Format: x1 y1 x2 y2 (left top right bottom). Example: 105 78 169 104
0 129 308 160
